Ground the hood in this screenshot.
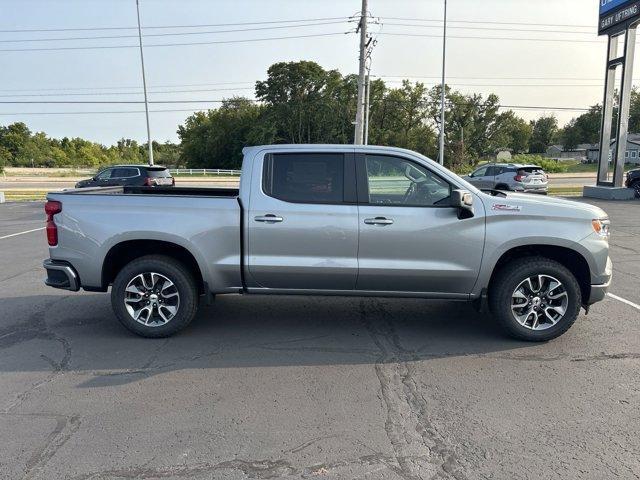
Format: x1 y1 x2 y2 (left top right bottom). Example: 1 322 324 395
479 192 608 220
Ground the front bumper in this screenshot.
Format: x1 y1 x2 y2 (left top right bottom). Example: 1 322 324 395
43 259 80 291
587 257 612 305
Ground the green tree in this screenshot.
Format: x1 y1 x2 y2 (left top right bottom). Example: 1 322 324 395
529 116 558 154
500 112 532 154
178 97 264 168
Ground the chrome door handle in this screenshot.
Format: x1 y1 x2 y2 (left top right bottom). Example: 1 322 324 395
364 217 394 226
254 214 283 223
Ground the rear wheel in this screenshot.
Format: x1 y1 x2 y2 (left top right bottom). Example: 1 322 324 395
489 257 582 341
111 255 199 338
495 184 510 191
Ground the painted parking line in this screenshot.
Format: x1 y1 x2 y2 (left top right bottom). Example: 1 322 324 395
607 293 640 311
0 227 44 240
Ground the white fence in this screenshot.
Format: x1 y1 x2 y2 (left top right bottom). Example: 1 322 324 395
170 168 241 176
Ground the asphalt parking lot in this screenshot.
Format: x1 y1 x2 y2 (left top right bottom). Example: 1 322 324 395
1 198 639 480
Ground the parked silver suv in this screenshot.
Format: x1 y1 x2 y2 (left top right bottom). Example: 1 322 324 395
464 163 548 194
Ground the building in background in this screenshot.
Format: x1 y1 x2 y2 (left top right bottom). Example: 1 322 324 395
584 134 640 164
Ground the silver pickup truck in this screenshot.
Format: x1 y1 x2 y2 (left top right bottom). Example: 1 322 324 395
43 145 612 342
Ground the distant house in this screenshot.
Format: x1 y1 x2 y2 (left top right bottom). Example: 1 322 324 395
584 134 640 165
545 144 590 161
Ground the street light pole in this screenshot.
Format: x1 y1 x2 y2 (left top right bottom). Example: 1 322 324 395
136 0 154 166
439 0 447 166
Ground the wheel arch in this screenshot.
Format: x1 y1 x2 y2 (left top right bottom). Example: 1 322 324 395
487 244 591 303
101 240 205 294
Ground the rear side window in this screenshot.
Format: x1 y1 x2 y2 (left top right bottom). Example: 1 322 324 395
263 153 344 203
147 168 171 178
485 166 499 176
111 167 139 178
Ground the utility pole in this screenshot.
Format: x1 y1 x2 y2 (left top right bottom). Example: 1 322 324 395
438 0 447 165
136 0 154 166
354 0 368 145
364 71 371 145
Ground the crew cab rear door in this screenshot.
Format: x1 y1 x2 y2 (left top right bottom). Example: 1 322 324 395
246 150 359 290
355 153 485 294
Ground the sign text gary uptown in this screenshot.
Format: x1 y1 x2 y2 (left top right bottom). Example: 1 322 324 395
599 0 640 34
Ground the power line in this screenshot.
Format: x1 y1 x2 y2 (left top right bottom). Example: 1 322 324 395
383 22 596 36
379 32 603 44
0 81 256 93
0 76 625 95
0 31 349 52
0 100 255 104
383 82 609 88
379 16 595 29
0 102 592 114
0 20 348 44
0 109 208 115
0 16 349 33
376 75 620 81
0 87 255 98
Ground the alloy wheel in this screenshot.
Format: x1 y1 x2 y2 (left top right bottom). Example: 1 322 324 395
511 274 568 331
124 272 180 326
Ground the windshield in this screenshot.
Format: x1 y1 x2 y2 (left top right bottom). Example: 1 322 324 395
403 151 484 196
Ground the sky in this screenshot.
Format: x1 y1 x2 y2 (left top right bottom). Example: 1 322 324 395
0 0 617 145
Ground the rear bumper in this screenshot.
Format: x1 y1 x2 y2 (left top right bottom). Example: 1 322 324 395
514 186 548 194
43 259 80 291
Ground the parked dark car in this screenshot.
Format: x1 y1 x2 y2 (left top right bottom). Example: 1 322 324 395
626 168 640 198
75 165 174 189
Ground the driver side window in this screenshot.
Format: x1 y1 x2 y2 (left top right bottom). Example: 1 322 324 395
471 166 488 178
95 169 112 180
364 155 451 207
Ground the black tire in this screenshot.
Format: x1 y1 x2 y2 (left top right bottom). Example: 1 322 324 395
631 180 640 199
489 256 582 342
111 255 199 338
495 184 510 191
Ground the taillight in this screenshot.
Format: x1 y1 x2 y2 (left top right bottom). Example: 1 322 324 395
45 200 62 246
144 177 152 186
171 177 175 186
514 175 524 182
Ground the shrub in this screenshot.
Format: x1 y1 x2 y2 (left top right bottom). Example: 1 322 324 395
512 154 567 173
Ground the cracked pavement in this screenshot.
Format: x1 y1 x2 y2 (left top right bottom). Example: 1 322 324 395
0 199 639 480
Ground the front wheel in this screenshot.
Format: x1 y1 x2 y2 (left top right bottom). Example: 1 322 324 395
489 257 582 342
111 255 199 338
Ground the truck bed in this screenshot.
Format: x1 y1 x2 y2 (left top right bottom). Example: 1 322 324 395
59 185 240 197
46 186 243 293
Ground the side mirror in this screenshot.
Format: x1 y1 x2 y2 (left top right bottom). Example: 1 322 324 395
451 189 474 219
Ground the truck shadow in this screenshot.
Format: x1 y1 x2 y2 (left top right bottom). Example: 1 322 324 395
1 292 536 388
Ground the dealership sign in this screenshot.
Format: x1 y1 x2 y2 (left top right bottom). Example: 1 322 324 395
599 0 640 34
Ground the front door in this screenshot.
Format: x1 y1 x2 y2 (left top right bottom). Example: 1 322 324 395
247 151 359 290
356 154 485 294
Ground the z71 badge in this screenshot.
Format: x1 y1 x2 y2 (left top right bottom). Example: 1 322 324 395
492 204 522 212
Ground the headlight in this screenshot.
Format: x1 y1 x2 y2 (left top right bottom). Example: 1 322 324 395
592 218 610 238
